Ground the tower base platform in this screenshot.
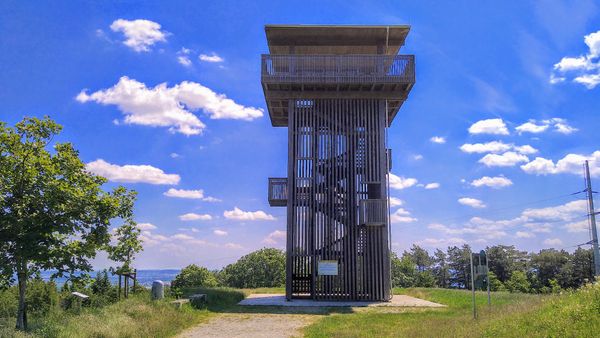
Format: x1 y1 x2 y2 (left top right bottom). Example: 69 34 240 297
238 294 445 307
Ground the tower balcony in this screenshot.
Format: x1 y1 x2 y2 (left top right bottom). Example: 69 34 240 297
268 177 288 207
261 54 415 126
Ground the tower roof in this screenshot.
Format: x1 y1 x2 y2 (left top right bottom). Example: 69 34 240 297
265 25 410 55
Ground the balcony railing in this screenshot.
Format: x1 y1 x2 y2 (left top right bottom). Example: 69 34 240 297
262 54 415 85
268 177 288 207
358 199 387 226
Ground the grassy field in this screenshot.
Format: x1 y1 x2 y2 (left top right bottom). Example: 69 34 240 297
2 284 599 337
303 283 600 337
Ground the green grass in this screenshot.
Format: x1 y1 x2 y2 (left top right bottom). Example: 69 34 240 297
0 288 245 338
304 285 600 337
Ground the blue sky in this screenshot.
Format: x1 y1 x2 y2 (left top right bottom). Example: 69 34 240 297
1 1 599 269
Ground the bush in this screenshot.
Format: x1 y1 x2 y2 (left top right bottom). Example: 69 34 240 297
220 248 285 288
505 271 531 293
26 277 59 316
0 287 18 318
171 265 218 291
90 270 117 307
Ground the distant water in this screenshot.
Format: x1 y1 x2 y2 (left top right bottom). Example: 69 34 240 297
39 269 180 287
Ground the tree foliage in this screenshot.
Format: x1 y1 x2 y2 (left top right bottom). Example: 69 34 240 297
0 117 136 330
220 248 285 288
171 264 218 290
107 218 143 274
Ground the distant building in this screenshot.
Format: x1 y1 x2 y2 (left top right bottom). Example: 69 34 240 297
264 25 415 301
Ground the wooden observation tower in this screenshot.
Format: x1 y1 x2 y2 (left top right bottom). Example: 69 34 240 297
263 25 415 301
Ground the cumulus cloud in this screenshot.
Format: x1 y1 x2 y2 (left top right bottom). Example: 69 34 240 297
86 159 180 185
199 53 224 63
389 173 418 190
460 141 537 155
430 136 446 144
77 76 263 135
468 118 509 135
224 207 276 221
213 229 228 236
551 30 600 89
262 230 286 244
479 152 529 167
521 200 587 221
177 48 192 67
515 118 577 135
163 188 221 202
564 220 589 233
458 197 486 209
413 154 424 160
390 208 417 223
137 223 157 230
389 197 404 207
515 231 534 238
425 183 440 189
470 176 513 189
428 222 506 240
179 213 212 221
521 151 600 177
110 19 167 52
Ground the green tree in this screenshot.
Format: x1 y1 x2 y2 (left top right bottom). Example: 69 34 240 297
432 249 450 288
107 218 143 274
447 245 471 289
530 249 570 289
487 271 505 291
572 247 593 287
0 117 136 330
221 248 285 288
171 264 218 290
390 252 416 287
403 245 432 272
505 270 531 293
486 245 528 283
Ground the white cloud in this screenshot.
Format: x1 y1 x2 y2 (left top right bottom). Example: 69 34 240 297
389 173 418 190
178 56 192 67
470 176 513 189
77 76 263 135
515 231 534 238
413 154 423 160
460 141 537 155
543 238 563 246
430 136 446 144
564 220 589 233
515 121 549 134
179 213 212 221
170 152 180 158
199 53 224 63
224 207 276 221
110 19 167 52
213 229 228 236
551 30 600 89
458 197 486 209
468 118 509 135
521 200 587 221
428 222 506 240
425 183 440 189
389 197 404 207
262 230 286 244
521 151 600 177
137 222 157 230
479 152 529 167
163 188 220 202
515 118 577 135
460 141 512 154
86 159 180 185
390 208 417 223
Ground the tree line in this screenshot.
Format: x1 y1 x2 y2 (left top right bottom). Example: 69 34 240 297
171 244 596 296
392 244 595 293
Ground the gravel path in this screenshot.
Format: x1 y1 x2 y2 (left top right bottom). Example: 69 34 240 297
177 313 319 338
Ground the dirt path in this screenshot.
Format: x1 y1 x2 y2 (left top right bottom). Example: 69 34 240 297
177 313 319 338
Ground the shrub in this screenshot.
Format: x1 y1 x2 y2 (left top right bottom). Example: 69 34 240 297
505 271 531 293
171 265 218 291
26 277 59 316
220 248 285 288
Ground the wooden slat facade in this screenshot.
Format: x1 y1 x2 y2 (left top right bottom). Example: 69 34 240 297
285 98 391 301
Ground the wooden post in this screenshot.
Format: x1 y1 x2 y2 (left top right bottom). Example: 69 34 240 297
118 274 121 300
470 252 477 320
133 269 137 294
